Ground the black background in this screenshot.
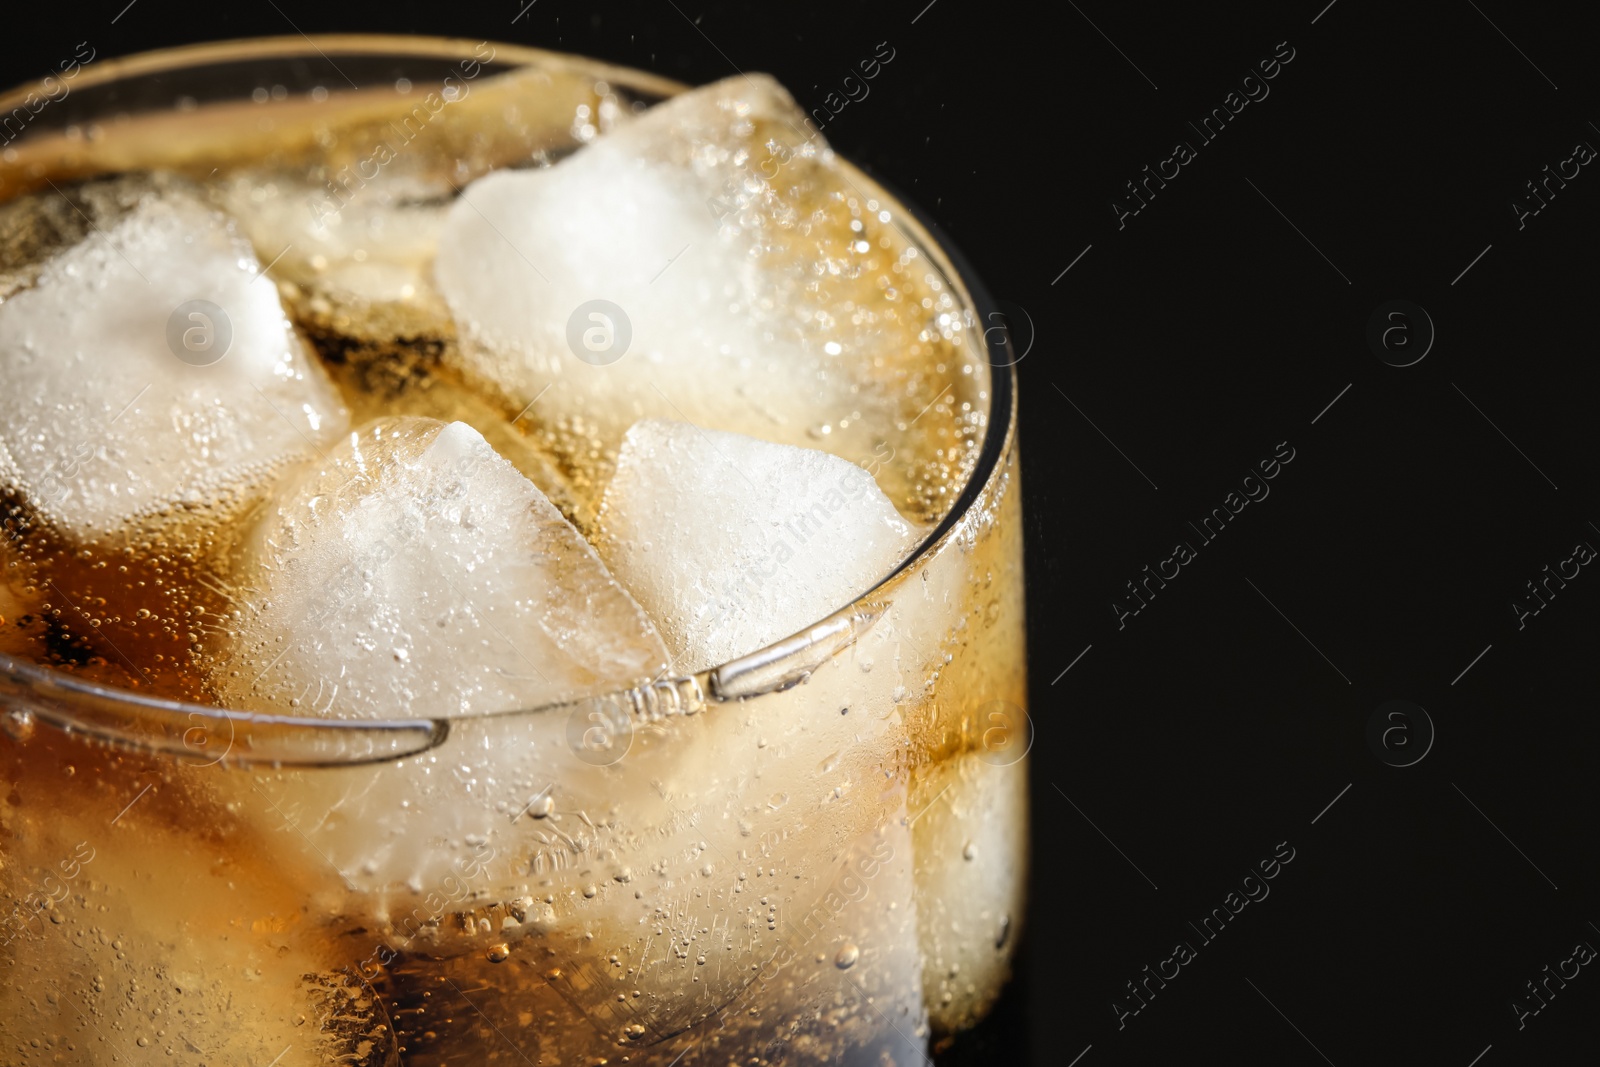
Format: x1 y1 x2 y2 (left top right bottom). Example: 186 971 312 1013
5 2 1599 1064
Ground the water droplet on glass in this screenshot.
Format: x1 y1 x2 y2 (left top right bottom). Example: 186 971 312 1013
963 841 977 861
486 943 510 963
834 943 860 970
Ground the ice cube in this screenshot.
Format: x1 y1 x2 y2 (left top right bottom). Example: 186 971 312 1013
911 751 1028 1034
0 182 349 540
217 416 667 719
432 98 810 485
595 419 919 674
433 74 987 526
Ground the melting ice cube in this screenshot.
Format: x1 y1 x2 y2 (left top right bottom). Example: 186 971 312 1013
217 416 667 718
0 182 348 539
596 419 920 674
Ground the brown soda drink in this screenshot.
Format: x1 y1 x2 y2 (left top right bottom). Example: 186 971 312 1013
0 39 1027 1065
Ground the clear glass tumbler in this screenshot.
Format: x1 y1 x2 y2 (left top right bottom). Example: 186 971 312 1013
0 35 1027 1066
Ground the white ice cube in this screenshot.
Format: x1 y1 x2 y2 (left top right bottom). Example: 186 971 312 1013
596 419 919 674
432 97 815 439
0 187 348 539
431 73 976 515
217 416 667 719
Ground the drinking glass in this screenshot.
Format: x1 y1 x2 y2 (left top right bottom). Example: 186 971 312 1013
0 36 1027 1065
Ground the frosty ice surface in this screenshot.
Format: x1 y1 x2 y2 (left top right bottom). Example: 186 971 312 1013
218 416 667 719
597 418 919 674
0 181 348 539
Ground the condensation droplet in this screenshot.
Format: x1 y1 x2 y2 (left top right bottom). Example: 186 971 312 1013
486 943 510 963
834 943 860 969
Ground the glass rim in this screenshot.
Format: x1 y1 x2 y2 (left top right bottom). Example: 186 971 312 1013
0 34 1019 765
